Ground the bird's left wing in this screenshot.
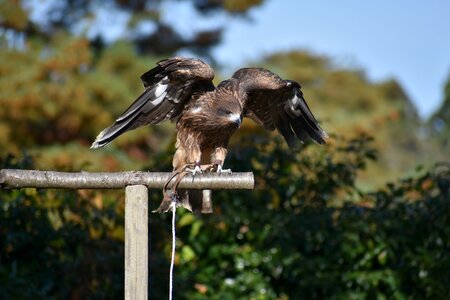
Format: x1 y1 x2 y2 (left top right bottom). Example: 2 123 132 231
234 68 328 148
91 57 214 148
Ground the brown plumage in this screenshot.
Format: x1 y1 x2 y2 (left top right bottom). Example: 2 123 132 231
91 57 328 213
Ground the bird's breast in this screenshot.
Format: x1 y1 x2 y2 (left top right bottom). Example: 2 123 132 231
177 118 237 150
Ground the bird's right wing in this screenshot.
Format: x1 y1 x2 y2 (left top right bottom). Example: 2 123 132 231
91 57 215 148
233 67 328 148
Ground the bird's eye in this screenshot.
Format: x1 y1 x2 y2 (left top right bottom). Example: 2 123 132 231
220 108 232 115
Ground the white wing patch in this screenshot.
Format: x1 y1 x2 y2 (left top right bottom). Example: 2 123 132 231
154 82 168 98
291 94 300 105
151 91 167 106
289 94 301 115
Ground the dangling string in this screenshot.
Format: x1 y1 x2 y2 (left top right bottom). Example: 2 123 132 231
169 199 176 300
163 162 216 299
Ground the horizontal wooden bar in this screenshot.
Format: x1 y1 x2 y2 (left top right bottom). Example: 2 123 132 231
0 169 254 190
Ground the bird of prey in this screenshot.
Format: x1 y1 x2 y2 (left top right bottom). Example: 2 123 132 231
91 57 327 213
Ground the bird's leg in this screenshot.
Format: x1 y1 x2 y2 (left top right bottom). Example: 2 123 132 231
185 160 203 176
213 160 232 174
181 145 203 176
211 147 231 174
155 189 180 213
155 171 183 213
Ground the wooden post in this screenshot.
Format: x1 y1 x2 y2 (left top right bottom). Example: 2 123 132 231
125 185 149 300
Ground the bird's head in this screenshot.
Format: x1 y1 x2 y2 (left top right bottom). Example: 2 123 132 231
211 98 243 128
186 82 243 130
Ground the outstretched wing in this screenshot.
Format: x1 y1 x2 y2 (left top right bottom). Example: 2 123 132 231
91 57 215 148
233 68 328 148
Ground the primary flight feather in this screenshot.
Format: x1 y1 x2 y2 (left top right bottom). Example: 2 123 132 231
91 57 328 213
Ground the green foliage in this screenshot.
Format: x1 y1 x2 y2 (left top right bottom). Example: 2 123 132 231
0 0 28 30
428 72 450 152
0 154 125 299
1 137 449 299
173 136 449 300
0 34 170 171
0 153 172 299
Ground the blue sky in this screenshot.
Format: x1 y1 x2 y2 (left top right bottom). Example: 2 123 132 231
163 0 450 118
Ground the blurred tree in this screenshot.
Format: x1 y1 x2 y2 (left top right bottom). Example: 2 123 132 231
427 73 450 152
0 34 162 171
173 135 449 300
0 0 265 171
252 51 443 188
1 0 264 58
0 0 28 30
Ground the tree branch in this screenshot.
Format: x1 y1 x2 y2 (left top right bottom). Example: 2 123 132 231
0 169 254 190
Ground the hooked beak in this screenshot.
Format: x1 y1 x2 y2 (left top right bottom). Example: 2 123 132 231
229 114 242 127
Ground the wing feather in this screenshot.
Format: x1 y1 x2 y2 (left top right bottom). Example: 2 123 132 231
91 57 214 148
272 106 297 148
115 76 170 122
235 68 327 147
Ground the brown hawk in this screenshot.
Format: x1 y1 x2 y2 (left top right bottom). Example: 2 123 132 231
92 57 328 213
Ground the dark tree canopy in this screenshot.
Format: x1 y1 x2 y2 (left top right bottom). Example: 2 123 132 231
0 0 264 57
428 74 450 151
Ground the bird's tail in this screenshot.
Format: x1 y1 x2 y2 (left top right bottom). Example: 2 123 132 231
90 120 136 149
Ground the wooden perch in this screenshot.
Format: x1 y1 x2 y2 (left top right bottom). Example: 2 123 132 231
0 168 254 300
0 169 254 190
